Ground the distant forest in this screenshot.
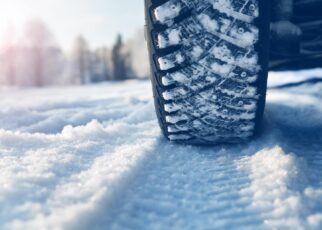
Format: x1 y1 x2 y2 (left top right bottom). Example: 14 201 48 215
0 19 150 87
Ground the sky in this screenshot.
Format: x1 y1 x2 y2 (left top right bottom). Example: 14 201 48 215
0 0 145 50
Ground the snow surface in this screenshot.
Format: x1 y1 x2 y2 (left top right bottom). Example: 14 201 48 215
1 70 322 229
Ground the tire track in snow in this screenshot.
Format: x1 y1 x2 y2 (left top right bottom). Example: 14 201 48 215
0 84 161 230
0 119 160 230
100 142 266 230
95 85 322 230
6 131 160 230
100 138 322 230
233 86 322 230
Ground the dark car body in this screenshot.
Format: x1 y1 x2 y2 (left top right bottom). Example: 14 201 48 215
270 0 322 70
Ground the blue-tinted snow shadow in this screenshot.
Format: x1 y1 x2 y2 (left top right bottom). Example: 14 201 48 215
264 81 322 155
266 103 322 148
69 137 267 230
264 99 322 188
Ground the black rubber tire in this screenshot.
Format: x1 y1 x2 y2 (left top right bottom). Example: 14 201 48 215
145 0 270 145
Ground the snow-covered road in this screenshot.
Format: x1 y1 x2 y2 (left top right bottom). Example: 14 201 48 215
1 70 322 230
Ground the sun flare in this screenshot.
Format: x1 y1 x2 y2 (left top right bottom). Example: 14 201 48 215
0 1 29 42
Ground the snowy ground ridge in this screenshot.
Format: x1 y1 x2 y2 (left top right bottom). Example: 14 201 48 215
237 146 322 229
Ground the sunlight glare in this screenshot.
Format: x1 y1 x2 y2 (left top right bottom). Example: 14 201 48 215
0 1 31 44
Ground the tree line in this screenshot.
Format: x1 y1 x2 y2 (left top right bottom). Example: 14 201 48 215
0 19 149 87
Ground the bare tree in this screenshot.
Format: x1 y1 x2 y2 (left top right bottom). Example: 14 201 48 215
2 24 17 85
23 19 55 86
112 34 127 81
123 29 150 79
95 47 111 81
5 46 16 86
72 35 92 84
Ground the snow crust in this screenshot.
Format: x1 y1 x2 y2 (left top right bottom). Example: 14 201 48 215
1 69 322 229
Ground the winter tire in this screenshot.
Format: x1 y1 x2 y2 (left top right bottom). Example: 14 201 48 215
145 0 270 144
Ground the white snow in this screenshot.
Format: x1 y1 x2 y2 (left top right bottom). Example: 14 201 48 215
175 53 185 63
269 69 322 87
163 87 188 101
157 29 181 49
158 57 175 70
164 102 180 113
212 45 233 63
229 26 259 47
1 69 322 229
162 72 189 86
157 34 167 49
210 0 258 23
210 61 234 75
168 29 181 45
198 14 219 33
191 46 204 59
158 53 184 71
154 1 182 24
